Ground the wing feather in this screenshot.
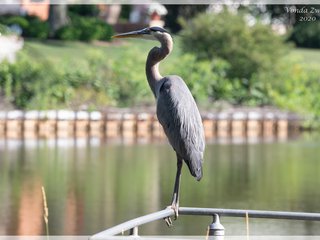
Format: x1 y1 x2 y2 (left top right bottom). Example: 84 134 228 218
156 76 205 180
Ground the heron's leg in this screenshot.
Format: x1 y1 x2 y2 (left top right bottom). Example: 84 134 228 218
164 155 183 226
170 155 183 219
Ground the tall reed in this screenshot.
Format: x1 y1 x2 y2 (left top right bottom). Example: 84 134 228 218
41 186 49 239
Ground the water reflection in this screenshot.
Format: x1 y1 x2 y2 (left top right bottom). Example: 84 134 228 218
0 134 320 236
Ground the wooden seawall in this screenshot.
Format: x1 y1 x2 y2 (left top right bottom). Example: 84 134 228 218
0 109 301 140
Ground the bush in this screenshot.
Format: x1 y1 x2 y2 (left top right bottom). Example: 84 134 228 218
179 10 290 105
0 16 29 29
55 15 113 42
55 25 81 40
180 11 288 79
0 45 108 109
289 22 320 48
267 57 320 128
163 53 231 103
0 54 71 109
23 15 49 39
0 23 15 36
0 15 48 39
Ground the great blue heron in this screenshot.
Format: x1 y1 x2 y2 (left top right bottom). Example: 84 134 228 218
113 26 205 223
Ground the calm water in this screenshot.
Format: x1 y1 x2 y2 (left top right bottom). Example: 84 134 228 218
0 134 320 236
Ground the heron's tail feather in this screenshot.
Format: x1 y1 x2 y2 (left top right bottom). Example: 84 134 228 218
195 167 202 181
185 158 203 181
195 168 202 181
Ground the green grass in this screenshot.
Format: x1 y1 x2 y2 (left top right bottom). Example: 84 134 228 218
24 40 116 63
24 39 157 60
294 48 320 63
289 48 320 70
24 39 319 67
23 38 179 62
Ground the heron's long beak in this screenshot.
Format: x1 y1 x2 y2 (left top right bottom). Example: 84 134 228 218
112 29 149 39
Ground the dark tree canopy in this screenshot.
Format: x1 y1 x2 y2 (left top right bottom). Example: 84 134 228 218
164 5 208 33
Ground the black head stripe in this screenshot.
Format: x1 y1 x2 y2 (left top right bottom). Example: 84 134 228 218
149 26 169 33
140 28 151 34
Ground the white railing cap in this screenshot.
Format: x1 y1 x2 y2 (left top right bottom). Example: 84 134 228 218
106 113 122 120
57 110 76 120
232 112 247 120
45 110 58 120
217 112 230 120
90 111 102 121
248 111 263 120
7 110 24 119
137 113 151 120
24 110 39 119
122 113 135 120
276 112 288 120
265 112 276 119
0 111 6 119
76 111 89 120
202 112 218 120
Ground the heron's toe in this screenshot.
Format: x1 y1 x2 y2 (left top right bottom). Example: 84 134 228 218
164 216 173 227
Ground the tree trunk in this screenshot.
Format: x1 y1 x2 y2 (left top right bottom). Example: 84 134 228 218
48 4 69 37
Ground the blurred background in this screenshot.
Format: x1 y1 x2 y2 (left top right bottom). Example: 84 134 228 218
0 2 320 237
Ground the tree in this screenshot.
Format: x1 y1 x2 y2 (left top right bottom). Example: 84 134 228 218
164 5 208 33
48 4 69 37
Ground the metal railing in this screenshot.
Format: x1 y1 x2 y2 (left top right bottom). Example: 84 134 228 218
90 207 320 239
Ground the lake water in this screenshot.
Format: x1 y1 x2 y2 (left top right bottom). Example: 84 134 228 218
0 134 320 236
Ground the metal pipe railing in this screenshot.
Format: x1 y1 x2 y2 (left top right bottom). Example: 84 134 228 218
179 207 320 221
90 207 320 239
91 207 174 239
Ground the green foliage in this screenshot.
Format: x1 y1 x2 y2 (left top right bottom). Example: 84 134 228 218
0 50 113 110
0 23 14 36
109 48 152 106
164 54 231 102
0 15 49 39
289 22 320 49
0 16 29 29
0 11 113 42
55 15 113 42
267 57 320 128
165 5 208 33
68 5 99 17
54 25 81 41
119 5 132 21
24 15 49 39
179 10 290 105
0 54 70 109
180 11 288 79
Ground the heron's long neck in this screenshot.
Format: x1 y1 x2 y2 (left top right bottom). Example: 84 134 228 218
146 35 173 97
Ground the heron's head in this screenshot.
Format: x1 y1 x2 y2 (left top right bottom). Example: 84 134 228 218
112 26 170 42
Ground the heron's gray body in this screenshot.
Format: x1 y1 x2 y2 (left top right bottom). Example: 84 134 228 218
112 27 205 219
156 75 205 180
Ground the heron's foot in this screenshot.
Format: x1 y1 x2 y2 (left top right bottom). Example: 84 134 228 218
171 202 179 220
170 193 179 220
